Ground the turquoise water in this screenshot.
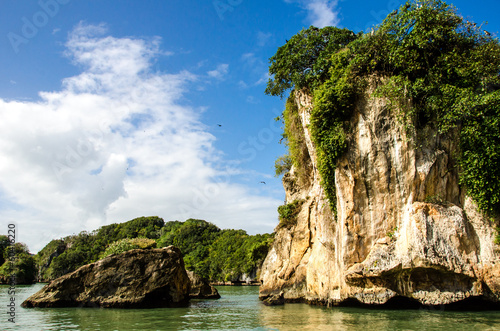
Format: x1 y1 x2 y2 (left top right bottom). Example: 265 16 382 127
1 284 500 330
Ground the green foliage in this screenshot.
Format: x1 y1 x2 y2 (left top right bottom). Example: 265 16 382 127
0 235 10 266
424 194 446 205
387 227 398 240
37 216 165 280
274 155 292 177
207 230 274 282
207 229 248 282
370 0 500 214
157 219 273 281
36 216 272 282
458 94 500 214
157 219 220 277
0 242 36 284
266 0 500 216
265 26 359 97
100 238 156 258
277 200 304 229
310 48 357 209
277 95 312 182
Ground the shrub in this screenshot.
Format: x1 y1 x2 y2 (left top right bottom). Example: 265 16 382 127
100 238 156 258
275 155 292 177
277 200 304 229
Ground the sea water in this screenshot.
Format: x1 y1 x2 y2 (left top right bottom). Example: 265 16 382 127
1 284 500 330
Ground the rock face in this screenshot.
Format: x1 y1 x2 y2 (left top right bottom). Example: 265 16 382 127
259 86 500 307
262 292 285 306
22 246 190 308
187 270 220 299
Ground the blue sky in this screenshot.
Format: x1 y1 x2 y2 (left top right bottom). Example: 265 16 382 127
1 0 499 252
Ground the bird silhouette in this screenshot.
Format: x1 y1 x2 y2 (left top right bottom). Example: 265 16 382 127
260 181 266 184
218 124 222 127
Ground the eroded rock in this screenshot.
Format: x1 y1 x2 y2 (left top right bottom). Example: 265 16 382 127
259 87 500 308
262 292 285 306
187 270 220 299
22 246 190 308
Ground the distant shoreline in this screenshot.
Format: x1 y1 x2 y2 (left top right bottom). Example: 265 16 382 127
210 282 261 287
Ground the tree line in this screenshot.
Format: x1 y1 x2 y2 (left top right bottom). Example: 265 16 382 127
0 216 273 284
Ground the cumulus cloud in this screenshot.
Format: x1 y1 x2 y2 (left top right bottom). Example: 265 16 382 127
286 0 341 28
207 63 229 80
0 24 280 252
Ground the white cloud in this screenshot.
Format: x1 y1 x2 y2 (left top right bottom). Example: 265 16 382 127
241 53 258 67
286 0 341 28
0 24 280 252
255 72 271 86
257 31 272 47
238 80 248 89
307 0 340 27
240 54 270 87
207 63 229 80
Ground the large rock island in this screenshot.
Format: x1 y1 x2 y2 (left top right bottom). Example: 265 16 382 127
22 246 191 308
259 87 500 307
260 1 500 308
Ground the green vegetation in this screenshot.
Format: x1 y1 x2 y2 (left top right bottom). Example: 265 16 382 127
206 230 272 282
0 235 11 266
424 194 447 205
0 242 36 284
275 95 312 182
265 26 359 97
274 154 292 177
34 217 272 283
277 199 304 229
266 0 500 216
100 238 157 258
37 216 164 280
157 219 273 282
157 219 220 278
387 227 398 240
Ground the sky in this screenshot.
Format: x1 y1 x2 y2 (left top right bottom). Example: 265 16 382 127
1 0 499 253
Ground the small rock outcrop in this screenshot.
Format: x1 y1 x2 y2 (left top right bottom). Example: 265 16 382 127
22 246 190 308
187 270 220 299
262 292 285 306
259 88 500 308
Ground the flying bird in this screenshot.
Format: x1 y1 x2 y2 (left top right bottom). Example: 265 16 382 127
260 181 266 184
218 124 222 127
484 30 491 36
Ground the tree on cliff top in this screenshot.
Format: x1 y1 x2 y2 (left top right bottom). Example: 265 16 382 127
266 0 500 215
265 26 359 98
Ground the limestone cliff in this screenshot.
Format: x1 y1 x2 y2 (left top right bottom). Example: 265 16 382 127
259 85 500 307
